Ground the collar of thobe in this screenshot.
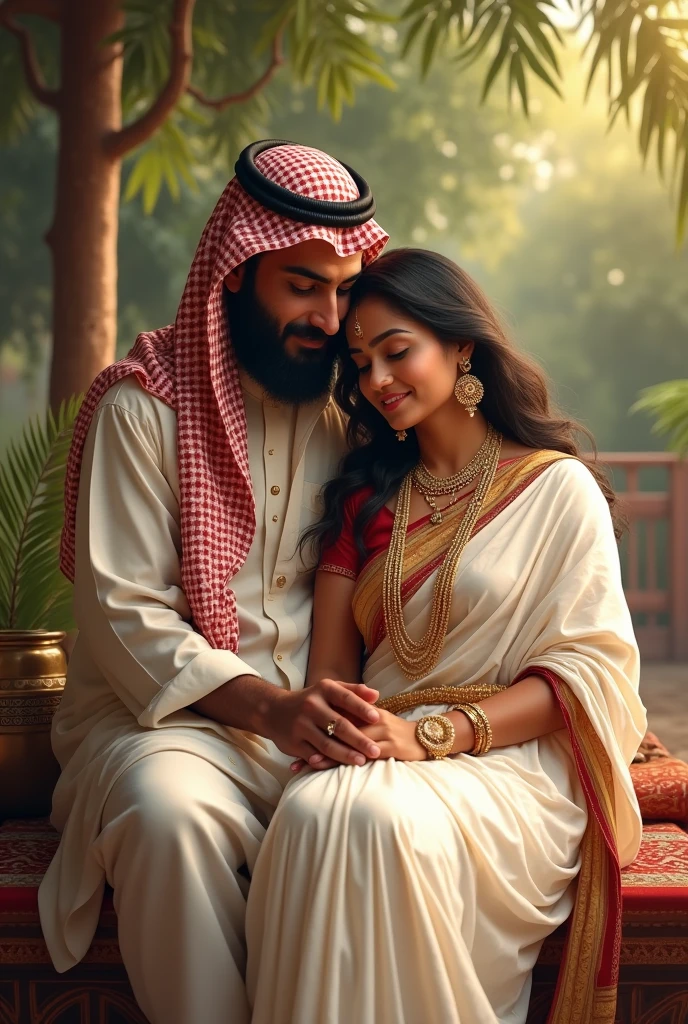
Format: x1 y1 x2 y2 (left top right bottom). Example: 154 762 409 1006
238 368 332 416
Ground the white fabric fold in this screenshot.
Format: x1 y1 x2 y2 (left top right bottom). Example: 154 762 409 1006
245 457 646 1024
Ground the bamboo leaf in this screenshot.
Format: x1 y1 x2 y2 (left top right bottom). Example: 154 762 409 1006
510 52 529 114
481 24 513 102
402 12 428 59
676 136 688 244
512 27 562 97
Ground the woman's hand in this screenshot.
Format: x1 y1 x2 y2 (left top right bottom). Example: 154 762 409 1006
291 709 426 773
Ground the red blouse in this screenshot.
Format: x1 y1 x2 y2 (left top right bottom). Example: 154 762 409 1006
319 458 525 582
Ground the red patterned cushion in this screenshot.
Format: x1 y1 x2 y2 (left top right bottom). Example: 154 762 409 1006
630 732 688 825
630 757 688 825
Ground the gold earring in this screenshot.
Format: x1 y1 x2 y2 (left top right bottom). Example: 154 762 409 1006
396 430 407 442
454 356 484 418
354 308 363 339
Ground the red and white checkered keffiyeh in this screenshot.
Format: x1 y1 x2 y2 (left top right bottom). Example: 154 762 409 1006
60 144 388 652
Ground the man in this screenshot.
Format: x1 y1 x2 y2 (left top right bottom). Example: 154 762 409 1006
38 140 388 1023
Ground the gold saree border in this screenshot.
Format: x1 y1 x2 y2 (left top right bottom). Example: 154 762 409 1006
353 451 573 654
517 666 621 1024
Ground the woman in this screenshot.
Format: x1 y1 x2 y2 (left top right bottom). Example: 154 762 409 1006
245 249 646 1024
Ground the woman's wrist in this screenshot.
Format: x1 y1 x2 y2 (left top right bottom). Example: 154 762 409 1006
446 710 476 754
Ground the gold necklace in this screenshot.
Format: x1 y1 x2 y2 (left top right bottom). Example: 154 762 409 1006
412 483 460 526
413 428 495 495
382 424 502 679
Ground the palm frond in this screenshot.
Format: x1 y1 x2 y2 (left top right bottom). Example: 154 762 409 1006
583 0 688 242
0 396 81 630
630 379 688 456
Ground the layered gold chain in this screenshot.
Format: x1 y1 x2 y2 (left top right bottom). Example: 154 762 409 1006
382 424 502 679
412 429 495 495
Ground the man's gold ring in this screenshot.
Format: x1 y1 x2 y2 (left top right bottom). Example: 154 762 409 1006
326 720 338 737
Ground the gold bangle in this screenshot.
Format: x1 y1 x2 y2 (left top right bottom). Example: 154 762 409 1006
469 703 493 755
449 703 484 755
449 702 492 756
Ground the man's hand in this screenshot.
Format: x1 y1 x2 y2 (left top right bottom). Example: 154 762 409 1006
191 673 380 768
292 707 427 773
267 679 381 768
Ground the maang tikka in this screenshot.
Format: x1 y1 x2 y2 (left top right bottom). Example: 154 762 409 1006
454 356 484 418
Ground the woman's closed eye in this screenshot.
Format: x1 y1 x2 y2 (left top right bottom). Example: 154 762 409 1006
355 349 409 375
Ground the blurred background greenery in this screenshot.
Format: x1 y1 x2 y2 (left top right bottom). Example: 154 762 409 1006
1 4 687 453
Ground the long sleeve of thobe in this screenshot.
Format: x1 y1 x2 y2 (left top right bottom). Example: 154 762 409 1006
73 388 259 728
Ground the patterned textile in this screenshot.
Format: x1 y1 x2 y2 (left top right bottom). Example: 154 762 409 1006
60 143 388 654
631 758 688 825
620 822 688 908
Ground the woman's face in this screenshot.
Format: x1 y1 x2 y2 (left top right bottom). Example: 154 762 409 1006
346 295 468 431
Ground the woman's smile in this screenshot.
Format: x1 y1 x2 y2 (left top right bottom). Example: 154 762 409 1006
380 390 411 411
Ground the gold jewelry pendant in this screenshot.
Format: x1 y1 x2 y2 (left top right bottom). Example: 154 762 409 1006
396 430 407 441
454 373 484 418
430 511 442 525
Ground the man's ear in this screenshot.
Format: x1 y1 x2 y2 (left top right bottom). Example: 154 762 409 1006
224 264 246 294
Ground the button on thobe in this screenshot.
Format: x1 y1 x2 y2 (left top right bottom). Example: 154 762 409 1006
230 371 340 690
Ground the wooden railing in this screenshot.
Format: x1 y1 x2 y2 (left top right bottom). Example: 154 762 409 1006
600 453 688 661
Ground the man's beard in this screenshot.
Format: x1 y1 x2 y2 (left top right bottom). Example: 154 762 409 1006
223 280 340 406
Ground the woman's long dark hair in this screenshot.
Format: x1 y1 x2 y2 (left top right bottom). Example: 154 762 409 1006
304 248 623 562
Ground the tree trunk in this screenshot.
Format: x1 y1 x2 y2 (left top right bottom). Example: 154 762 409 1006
48 0 124 408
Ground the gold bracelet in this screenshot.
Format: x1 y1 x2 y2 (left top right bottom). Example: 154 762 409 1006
469 702 493 755
449 703 484 755
449 702 492 756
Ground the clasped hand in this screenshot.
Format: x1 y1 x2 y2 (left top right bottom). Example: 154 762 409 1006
273 678 427 775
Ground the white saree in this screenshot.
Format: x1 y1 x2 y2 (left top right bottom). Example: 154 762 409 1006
245 455 646 1024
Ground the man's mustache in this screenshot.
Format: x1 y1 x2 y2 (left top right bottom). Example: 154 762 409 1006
283 323 335 344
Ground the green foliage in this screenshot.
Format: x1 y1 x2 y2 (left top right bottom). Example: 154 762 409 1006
0 16 58 144
124 113 199 213
400 0 688 241
122 0 397 208
2 0 687 234
471 57 688 452
402 0 565 109
631 380 688 456
0 397 81 630
0 116 53 378
583 0 688 243
272 0 396 120
0 31 36 143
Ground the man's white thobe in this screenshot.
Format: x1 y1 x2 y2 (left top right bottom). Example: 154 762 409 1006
38 373 347 1024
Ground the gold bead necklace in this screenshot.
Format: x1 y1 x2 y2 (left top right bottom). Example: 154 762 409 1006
382 423 502 679
411 426 499 525
412 431 495 494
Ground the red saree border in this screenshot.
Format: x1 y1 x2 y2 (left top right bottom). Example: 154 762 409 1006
516 666 621 1024
360 454 570 654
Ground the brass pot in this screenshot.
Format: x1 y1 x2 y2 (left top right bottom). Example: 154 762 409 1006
0 630 66 820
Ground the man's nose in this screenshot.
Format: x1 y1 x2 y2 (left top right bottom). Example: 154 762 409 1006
309 294 341 336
